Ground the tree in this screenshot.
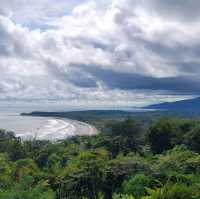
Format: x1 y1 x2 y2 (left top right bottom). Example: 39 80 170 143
0 153 13 189
0 130 25 160
108 117 141 137
144 183 200 199
148 119 174 154
0 176 55 199
14 158 41 182
184 125 200 153
102 155 151 199
99 118 142 156
57 149 109 199
122 174 152 199
113 194 135 199
155 146 200 176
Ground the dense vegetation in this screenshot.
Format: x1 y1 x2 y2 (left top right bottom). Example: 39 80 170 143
1 116 200 198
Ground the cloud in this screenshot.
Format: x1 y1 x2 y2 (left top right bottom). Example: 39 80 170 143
0 0 86 27
0 0 199 107
113 0 200 22
147 0 200 21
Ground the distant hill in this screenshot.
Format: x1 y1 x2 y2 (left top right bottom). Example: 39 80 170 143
144 97 200 111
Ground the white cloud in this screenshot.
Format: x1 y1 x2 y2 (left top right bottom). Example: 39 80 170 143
0 0 200 107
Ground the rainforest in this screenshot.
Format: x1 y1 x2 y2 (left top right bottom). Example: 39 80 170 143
1 115 200 199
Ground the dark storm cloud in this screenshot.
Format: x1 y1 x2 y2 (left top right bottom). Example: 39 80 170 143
79 65 200 94
66 68 98 88
143 40 200 74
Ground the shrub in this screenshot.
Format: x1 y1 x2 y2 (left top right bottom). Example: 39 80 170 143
122 174 152 198
144 183 200 199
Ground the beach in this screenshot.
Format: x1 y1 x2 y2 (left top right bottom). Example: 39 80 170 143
0 113 98 141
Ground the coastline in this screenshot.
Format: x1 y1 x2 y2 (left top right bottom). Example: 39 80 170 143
0 112 98 141
17 117 98 141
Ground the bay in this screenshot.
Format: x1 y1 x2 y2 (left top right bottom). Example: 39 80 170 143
0 111 97 141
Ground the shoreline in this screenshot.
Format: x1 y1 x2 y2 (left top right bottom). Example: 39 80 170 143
0 113 98 141
18 117 98 141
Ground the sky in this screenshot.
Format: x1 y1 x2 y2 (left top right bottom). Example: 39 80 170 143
0 0 200 109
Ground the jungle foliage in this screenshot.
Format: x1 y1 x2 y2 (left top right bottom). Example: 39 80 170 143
1 117 200 198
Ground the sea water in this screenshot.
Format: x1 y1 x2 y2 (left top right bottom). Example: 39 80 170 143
0 104 142 140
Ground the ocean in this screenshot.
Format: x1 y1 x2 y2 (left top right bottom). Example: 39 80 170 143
0 104 144 140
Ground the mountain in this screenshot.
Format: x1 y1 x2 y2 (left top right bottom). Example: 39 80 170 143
144 97 200 111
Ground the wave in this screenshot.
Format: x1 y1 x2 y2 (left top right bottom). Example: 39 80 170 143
15 118 97 141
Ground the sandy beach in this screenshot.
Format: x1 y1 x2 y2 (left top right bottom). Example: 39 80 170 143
0 113 98 141
16 118 98 141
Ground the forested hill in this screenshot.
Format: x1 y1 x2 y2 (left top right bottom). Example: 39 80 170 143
144 97 200 111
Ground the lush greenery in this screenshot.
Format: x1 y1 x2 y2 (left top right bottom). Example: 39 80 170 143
1 116 200 198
